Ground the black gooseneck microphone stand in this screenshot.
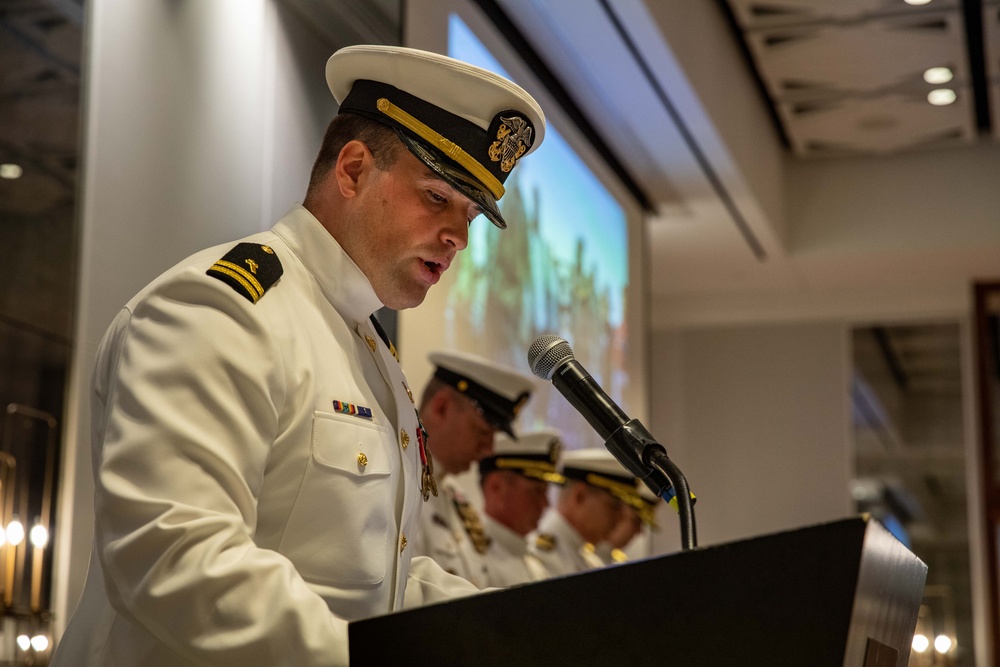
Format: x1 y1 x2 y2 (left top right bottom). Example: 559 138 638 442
529 335 697 551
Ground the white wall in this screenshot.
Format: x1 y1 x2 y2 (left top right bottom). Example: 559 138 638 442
647 321 854 554
53 0 337 634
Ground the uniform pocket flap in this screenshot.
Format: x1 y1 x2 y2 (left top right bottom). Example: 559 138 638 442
311 411 393 476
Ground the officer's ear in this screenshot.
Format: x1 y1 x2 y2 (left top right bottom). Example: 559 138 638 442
569 481 590 505
426 385 456 422
334 140 372 199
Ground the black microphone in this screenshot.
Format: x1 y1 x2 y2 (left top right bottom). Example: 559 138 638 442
527 335 628 441
528 334 698 550
527 335 669 490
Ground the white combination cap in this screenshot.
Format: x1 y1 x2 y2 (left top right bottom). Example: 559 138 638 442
429 350 536 438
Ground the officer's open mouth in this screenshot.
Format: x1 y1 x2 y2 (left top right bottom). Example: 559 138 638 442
424 261 442 275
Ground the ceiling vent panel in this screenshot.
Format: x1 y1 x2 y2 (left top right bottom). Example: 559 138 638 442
728 0 961 30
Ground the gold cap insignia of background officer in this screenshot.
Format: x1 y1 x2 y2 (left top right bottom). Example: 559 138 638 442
558 448 638 502
479 429 565 484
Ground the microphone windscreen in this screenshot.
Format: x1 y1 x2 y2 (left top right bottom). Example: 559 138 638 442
527 335 574 380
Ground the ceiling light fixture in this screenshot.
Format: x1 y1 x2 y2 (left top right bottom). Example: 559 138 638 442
904 0 932 5
0 163 23 179
934 635 953 654
923 67 953 85
927 89 957 106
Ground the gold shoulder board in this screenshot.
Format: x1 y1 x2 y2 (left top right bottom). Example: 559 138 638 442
207 243 283 304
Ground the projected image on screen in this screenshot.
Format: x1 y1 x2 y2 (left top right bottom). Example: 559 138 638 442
445 15 630 450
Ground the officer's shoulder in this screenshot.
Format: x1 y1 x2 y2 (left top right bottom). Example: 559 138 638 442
206 242 283 304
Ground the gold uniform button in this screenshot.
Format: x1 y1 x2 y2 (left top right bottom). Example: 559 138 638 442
365 335 377 352
400 429 410 450
400 533 407 553
357 452 368 468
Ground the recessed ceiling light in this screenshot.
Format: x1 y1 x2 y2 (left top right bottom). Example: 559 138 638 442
927 89 956 106
924 67 953 84
904 0 932 5
0 163 23 179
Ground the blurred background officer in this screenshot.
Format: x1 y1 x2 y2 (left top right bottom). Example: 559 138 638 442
597 484 662 565
530 449 637 577
413 350 536 588
479 429 564 587
51 44 545 667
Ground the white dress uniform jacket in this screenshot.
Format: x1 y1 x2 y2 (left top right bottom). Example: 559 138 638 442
482 515 550 587
52 206 478 667
411 476 489 588
528 508 597 578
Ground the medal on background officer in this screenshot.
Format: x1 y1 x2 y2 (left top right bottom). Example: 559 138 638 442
529 448 638 577
52 44 545 667
413 350 536 588
478 429 564 587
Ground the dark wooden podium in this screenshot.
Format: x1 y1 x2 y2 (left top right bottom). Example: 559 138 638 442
349 515 926 667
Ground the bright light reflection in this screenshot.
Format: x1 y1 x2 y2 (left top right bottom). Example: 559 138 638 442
934 635 953 653
30 635 48 652
904 0 932 5
927 89 957 106
29 524 48 549
16 635 30 651
6 519 24 546
913 634 930 653
0 163 22 179
923 67 953 84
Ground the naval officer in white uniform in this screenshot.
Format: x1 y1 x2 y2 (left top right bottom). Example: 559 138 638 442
412 350 536 588
529 449 637 577
479 429 564 587
596 480 663 565
52 43 546 667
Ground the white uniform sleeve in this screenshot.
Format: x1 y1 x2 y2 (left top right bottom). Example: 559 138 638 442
403 556 486 608
91 271 349 666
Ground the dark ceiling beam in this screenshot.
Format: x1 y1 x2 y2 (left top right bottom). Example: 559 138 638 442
0 15 80 79
961 0 991 133
714 0 790 150
40 0 83 27
873 326 910 392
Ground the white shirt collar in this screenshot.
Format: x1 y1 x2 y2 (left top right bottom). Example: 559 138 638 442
483 514 529 556
272 205 384 324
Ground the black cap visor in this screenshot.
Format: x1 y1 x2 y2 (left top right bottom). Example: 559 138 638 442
395 128 507 230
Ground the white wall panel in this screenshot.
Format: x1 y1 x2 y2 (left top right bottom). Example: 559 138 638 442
648 322 853 553
54 0 338 634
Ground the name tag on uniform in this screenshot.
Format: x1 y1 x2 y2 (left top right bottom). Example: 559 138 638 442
332 400 373 419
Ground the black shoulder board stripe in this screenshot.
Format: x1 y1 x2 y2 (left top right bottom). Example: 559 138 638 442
206 243 283 304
